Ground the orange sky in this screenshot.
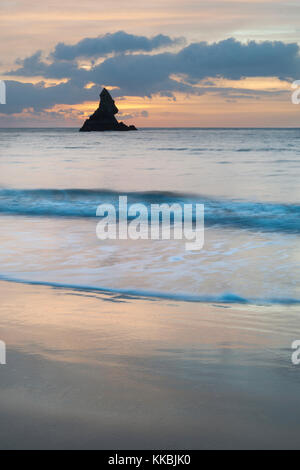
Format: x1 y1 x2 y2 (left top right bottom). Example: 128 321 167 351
1 0 300 127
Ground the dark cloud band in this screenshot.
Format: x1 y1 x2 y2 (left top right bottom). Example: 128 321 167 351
3 34 298 114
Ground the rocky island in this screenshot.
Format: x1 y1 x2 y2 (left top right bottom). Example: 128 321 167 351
79 88 137 132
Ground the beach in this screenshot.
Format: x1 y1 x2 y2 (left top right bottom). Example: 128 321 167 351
0 128 299 449
0 280 299 449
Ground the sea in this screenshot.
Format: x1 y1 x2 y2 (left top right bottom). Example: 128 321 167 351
0 127 299 305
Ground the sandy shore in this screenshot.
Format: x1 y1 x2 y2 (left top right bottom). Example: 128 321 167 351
0 280 299 449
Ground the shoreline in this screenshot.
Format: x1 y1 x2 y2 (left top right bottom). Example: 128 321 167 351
0 275 299 306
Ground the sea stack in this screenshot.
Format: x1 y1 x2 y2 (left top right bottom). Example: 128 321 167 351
79 88 137 132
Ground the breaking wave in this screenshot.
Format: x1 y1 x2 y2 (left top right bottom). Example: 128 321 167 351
0 188 299 233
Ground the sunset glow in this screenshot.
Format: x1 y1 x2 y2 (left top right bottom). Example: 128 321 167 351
1 0 300 127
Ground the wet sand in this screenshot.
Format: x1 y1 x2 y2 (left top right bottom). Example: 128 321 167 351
0 280 300 449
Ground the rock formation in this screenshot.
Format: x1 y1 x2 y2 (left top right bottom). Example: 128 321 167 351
79 88 137 132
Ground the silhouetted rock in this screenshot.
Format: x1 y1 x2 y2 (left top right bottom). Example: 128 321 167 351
79 88 137 132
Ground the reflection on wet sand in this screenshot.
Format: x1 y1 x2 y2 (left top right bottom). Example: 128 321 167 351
0 281 300 449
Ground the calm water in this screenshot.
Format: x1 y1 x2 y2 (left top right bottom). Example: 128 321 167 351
0 128 299 303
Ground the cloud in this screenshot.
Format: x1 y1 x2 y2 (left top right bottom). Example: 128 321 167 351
9 36 300 83
51 31 183 60
9 51 88 82
176 38 300 81
90 52 180 97
87 38 300 97
2 35 298 115
118 110 149 120
3 80 97 114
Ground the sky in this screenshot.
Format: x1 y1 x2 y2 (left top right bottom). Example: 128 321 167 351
1 0 300 127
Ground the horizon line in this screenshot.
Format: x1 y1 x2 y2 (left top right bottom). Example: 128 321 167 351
1 126 300 130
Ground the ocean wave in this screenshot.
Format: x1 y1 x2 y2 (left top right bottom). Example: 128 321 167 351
0 274 299 305
0 188 299 233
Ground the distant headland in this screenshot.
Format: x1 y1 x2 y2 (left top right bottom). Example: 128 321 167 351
79 88 137 132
